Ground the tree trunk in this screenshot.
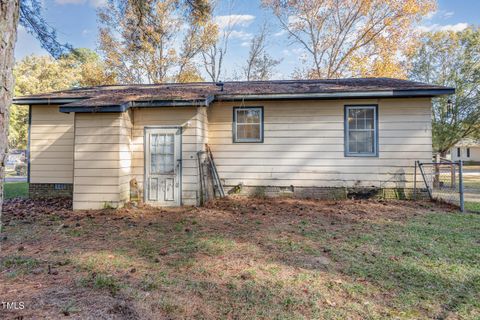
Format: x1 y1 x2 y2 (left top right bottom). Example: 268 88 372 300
0 0 20 230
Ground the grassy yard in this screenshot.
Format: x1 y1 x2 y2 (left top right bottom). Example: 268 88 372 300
464 175 480 189
1 197 479 319
465 201 480 213
3 182 28 199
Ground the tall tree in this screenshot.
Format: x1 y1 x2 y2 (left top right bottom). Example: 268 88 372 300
200 0 237 82
201 22 229 82
262 0 435 79
99 0 214 84
242 24 280 81
62 48 117 87
409 27 480 155
0 0 20 228
176 22 216 82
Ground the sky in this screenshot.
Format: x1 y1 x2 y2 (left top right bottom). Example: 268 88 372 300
14 0 480 80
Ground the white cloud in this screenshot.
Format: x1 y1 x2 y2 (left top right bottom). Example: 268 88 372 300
424 9 455 21
229 30 253 41
55 0 106 7
274 30 286 37
240 41 250 47
214 15 255 29
443 11 454 18
89 0 107 7
418 22 468 33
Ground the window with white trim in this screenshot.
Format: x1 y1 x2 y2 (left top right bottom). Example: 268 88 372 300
233 107 263 143
467 148 470 158
345 105 378 156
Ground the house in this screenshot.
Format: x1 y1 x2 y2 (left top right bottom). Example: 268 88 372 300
13 78 454 210
450 138 480 162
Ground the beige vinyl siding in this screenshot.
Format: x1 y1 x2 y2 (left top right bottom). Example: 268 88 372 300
132 107 204 205
208 98 432 189
196 106 208 152
73 111 132 210
29 105 74 183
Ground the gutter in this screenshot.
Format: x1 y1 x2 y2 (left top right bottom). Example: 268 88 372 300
60 103 130 113
13 97 87 105
131 95 214 108
216 89 455 101
15 89 455 112
58 95 215 113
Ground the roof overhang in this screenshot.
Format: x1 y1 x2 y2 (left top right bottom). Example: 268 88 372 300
58 95 214 113
13 88 454 112
60 103 131 113
12 98 86 105
216 89 455 101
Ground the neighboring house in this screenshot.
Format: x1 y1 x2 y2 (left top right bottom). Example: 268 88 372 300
13 78 453 210
450 139 480 162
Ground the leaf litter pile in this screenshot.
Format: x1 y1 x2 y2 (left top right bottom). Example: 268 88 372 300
1 196 477 319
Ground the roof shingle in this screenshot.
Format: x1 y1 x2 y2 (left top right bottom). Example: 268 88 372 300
13 78 454 112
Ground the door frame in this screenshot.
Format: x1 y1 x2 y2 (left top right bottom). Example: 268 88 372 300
143 126 183 206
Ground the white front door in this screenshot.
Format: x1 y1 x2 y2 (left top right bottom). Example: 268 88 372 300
145 127 181 206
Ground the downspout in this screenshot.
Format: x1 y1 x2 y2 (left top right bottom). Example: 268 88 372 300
27 105 32 184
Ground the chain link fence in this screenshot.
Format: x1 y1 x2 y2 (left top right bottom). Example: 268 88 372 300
415 160 480 213
462 161 480 213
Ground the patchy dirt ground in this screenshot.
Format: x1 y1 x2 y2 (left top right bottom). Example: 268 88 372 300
1 197 479 319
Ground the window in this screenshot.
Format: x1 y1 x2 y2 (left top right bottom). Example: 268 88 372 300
233 107 263 143
467 148 470 158
150 133 175 174
457 148 461 157
345 105 378 157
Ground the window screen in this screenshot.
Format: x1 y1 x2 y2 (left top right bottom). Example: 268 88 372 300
345 106 378 156
233 107 263 142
